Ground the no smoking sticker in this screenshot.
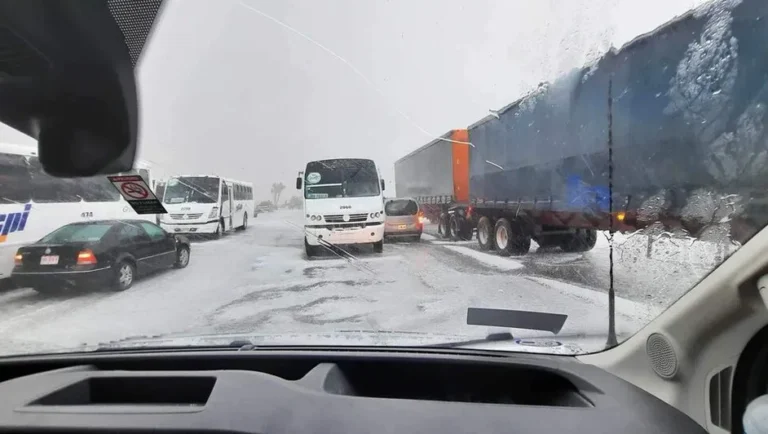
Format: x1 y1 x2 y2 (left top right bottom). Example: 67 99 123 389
107 175 167 215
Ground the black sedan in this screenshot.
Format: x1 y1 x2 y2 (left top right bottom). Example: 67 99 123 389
12 220 191 294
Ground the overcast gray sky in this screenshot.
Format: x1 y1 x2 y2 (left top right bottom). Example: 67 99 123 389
0 0 705 201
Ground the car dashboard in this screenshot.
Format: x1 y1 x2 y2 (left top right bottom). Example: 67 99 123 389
0 347 705 433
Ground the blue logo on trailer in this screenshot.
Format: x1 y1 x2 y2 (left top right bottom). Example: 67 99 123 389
566 176 610 212
0 204 32 243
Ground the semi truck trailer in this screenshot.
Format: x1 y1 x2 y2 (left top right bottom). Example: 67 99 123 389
395 0 768 256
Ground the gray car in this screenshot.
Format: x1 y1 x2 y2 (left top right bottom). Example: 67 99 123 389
384 198 423 241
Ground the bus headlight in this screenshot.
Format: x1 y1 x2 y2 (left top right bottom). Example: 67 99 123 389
208 207 219 218
309 215 322 221
369 212 382 219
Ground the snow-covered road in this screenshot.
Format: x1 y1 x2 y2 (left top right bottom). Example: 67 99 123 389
0 210 711 356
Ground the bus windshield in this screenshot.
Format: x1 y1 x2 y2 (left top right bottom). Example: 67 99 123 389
304 159 380 199
164 176 220 204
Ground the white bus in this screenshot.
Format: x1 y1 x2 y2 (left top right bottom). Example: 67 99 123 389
0 143 155 282
296 158 386 257
158 175 253 238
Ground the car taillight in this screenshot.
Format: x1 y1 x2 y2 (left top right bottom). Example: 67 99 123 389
77 249 97 265
467 206 473 218
13 252 22 266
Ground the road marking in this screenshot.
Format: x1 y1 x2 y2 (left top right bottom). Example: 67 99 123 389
442 245 524 270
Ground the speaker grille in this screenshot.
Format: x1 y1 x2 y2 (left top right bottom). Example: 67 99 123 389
646 333 678 379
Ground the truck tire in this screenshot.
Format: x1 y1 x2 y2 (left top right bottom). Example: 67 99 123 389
477 217 495 251
459 219 473 241
449 215 462 241
560 229 598 252
535 235 559 249
494 218 531 257
438 213 452 239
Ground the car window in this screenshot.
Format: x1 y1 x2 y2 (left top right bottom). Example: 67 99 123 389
40 224 112 243
118 223 148 242
138 222 167 241
385 200 418 216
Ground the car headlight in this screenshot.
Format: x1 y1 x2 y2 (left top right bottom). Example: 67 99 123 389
208 207 219 218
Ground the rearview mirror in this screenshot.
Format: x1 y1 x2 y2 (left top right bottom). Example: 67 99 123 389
381 179 386 191
296 177 302 189
0 1 164 176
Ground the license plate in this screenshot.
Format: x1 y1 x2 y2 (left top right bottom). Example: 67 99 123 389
40 255 59 265
398 224 407 229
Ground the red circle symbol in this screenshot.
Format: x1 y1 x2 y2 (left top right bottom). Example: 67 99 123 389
121 182 149 199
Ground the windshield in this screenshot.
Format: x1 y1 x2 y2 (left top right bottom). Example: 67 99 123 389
304 159 380 199
163 177 220 204
385 199 418 216
40 224 112 244
0 0 766 358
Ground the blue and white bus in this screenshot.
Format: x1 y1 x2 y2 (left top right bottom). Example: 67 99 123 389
0 143 156 283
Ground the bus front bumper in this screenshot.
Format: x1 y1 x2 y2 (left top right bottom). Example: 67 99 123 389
305 224 384 246
160 219 219 235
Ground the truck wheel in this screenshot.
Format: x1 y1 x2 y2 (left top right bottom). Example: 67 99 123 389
560 229 597 252
536 235 559 249
438 213 452 239
460 221 473 241
449 215 462 241
477 217 494 251
494 218 531 257
305 237 318 257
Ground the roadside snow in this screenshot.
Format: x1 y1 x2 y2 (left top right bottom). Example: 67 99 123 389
442 245 524 270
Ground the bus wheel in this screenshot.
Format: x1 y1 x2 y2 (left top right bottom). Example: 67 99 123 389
305 237 318 257
494 218 531 257
213 221 224 240
373 240 383 253
477 217 494 251
239 213 248 231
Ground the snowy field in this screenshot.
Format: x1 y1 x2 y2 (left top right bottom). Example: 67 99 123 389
0 210 733 356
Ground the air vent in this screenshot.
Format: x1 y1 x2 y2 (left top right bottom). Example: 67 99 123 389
709 366 733 430
646 333 678 379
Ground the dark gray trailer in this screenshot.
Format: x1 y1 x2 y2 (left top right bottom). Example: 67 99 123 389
396 0 768 256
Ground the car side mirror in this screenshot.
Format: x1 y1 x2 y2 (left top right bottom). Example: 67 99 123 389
296 177 302 189
381 179 385 191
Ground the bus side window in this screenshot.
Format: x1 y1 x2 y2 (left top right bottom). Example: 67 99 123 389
80 176 120 202
27 157 81 203
0 153 33 204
